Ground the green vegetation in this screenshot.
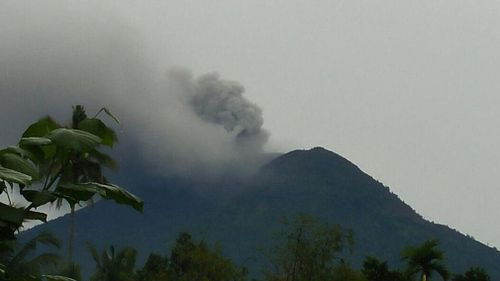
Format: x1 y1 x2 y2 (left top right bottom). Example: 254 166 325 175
452 267 491 281
83 217 489 281
401 239 449 281
0 232 60 280
88 245 137 281
362 256 407 281
136 232 247 281
0 106 142 280
1 216 494 281
264 214 353 281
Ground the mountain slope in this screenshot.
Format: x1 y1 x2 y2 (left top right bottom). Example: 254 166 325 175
24 147 500 279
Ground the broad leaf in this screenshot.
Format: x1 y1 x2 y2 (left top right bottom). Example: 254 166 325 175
43 275 77 281
0 203 25 226
0 166 32 185
83 182 143 212
47 128 101 152
22 117 61 138
0 203 46 226
19 137 56 162
22 190 58 208
0 153 38 179
20 137 53 146
59 182 143 212
78 118 117 147
89 150 117 169
24 210 48 222
56 184 97 204
0 146 34 159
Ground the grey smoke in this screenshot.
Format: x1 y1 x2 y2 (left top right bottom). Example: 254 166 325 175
191 73 264 135
173 71 269 150
0 1 270 178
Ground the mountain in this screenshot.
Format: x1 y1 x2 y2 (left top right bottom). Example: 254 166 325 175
24 147 500 279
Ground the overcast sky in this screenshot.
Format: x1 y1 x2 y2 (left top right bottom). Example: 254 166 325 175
2 1 500 248
132 0 500 248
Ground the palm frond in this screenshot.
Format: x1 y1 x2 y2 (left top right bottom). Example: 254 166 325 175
9 232 60 269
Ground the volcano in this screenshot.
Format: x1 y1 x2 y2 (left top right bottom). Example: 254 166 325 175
25 147 500 279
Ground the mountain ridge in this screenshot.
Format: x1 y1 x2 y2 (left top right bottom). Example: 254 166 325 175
24 147 500 279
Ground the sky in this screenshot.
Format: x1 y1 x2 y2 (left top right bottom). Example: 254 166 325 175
1 1 500 248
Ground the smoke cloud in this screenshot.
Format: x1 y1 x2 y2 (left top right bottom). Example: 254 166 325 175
178 71 269 150
0 1 269 178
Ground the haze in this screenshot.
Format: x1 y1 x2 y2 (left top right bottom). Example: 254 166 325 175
1 1 499 249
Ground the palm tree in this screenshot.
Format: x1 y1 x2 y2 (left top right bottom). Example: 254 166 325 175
56 261 83 281
19 105 142 259
401 239 449 281
0 232 61 280
88 245 137 281
60 105 119 260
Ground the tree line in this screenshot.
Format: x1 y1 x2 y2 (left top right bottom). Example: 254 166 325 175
1 215 491 281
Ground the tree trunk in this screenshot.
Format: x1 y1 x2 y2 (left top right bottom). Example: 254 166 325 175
68 206 75 261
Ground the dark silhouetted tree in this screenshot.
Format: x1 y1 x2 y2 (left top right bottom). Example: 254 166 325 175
169 232 247 281
264 214 354 281
0 232 60 280
332 262 367 281
452 267 490 281
135 253 170 281
362 256 408 281
401 239 449 281
89 245 137 281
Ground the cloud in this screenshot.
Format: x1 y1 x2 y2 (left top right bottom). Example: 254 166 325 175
0 1 269 179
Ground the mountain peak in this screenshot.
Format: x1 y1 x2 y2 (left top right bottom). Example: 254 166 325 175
260 147 362 177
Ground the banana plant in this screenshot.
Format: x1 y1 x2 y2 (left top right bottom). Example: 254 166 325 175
0 147 46 241
0 105 143 245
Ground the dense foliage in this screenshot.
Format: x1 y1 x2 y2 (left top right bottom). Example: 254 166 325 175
84 220 490 281
89 245 137 281
452 267 491 281
0 106 142 281
362 256 407 281
136 232 247 281
0 232 60 280
401 239 449 281
264 214 353 281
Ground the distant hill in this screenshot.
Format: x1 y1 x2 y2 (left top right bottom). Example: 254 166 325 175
24 147 500 279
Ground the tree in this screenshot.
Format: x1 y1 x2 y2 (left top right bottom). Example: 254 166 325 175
0 232 60 280
362 256 408 281
55 261 83 281
332 262 367 281
401 239 449 281
0 105 142 280
89 245 137 281
135 253 170 281
264 214 354 281
452 267 490 281
0 105 143 244
169 232 247 281
135 232 247 281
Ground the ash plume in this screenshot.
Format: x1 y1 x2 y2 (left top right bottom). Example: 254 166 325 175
0 1 270 178
170 71 269 151
191 73 265 137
